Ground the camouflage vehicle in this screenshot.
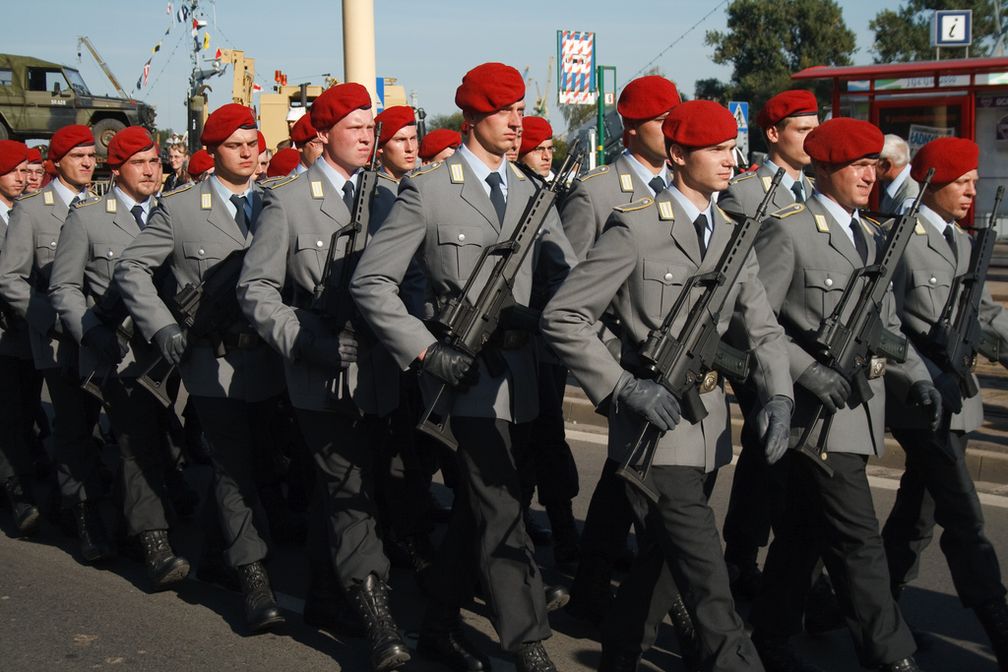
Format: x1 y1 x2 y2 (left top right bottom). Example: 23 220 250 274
0 54 156 159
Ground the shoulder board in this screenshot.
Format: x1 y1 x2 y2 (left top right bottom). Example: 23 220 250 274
256 176 283 188
160 182 195 198
377 172 399 183
15 190 42 202
861 215 881 228
265 174 299 190
860 218 880 236
728 172 757 184
613 197 653 214
715 205 733 223
73 195 102 210
578 165 609 182
411 161 443 178
769 203 805 219
509 162 526 181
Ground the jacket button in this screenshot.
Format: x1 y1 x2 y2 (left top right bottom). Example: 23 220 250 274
458 233 466 242
107 250 114 258
49 240 56 248
316 240 324 247
198 248 205 255
664 272 674 281
930 276 937 284
825 278 833 287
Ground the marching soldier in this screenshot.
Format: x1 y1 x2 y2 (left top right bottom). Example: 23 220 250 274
517 117 555 180
374 105 419 180
747 118 941 672
186 149 214 183
350 62 575 672
717 89 819 596
49 126 190 591
880 137 1008 668
291 113 322 174
237 82 412 672
24 147 45 194
0 125 112 562
558 74 681 627
266 147 301 178
542 99 793 672
419 128 462 165
0 140 41 535
115 104 287 633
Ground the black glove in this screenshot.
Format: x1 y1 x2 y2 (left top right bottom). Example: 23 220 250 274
296 328 358 371
933 371 963 415
617 377 681 432
422 342 478 390
81 324 124 366
756 395 793 465
152 324 187 365
909 379 943 432
797 363 851 414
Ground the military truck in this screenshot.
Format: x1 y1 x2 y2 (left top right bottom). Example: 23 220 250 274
0 54 156 160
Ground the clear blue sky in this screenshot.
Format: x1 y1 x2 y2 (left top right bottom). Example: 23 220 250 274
2 0 881 134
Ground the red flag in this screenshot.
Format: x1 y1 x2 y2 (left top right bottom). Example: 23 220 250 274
215 48 222 59
142 59 151 87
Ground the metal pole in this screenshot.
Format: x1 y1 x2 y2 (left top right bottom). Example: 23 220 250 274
596 65 606 166
343 0 378 106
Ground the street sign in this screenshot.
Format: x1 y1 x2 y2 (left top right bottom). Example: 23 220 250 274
932 10 972 47
375 76 385 113
729 101 749 162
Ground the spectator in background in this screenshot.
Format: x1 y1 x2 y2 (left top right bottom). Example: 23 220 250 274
163 142 191 192
878 133 919 213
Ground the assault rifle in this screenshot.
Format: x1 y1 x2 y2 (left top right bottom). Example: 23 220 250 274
308 122 382 414
915 186 1005 398
791 169 935 475
136 248 248 406
417 149 585 450
614 168 784 503
80 286 134 402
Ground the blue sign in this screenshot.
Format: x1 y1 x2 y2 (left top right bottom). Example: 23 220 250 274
728 101 749 131
375 77 386 113
933 10 972 47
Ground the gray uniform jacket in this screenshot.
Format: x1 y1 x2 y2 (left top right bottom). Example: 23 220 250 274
114 179 284 402
0 209 32 359
541 192 793 470
887 217 1008 432
880 176 920 214
349 152 575 423
559 154 654 261
717 163 814 223
0 183 81 369
754 196 931 456
48 191 158 380
236 162 406 416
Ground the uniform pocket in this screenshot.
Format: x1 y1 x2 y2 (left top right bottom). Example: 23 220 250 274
182 241 230 281
642 259 690 321
803 268 849 324
437 225 483 283
34 233 59 268
296 233 333 279
90 242 126 277
910 268 953 317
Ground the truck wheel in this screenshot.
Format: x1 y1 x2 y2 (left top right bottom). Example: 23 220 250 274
91 118 125 158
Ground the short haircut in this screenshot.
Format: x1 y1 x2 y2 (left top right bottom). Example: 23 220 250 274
880 134 910 167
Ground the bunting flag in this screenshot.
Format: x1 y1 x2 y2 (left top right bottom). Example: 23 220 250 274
143 59 151 87
166 2 172 15
152 43 161 54
191 19 198 37
202 33 210 50
252 83 262 93
215 48 222 59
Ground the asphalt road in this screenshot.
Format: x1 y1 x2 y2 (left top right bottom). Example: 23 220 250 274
0 428 1005 672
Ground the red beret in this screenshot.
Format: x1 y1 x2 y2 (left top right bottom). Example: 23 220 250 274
44 160 57 176
311 82 372 131
0 140 29 175
756 90 818 130
257 131 267 154
617 76 681 121
375 106 416 146
455 62 525 113
107 127 156 168
290 114 318 146
662 100 737 148
266 148 301 178
519 117 553 156
911 137 978 184
418 129 462 161
27 147 42 163
201 103 256 146
49 125 95 163
187 149 214 177
804 118 883 164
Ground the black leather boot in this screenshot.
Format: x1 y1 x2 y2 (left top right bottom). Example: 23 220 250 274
3 476 40 536
668 593 702 672
72 502 115 563
236 561 285 633
516 641 557 672
138 529 190 590
546 502 580 567
753 634 827 672
566 554 614 626
975 598 1008 670
598 646 641 672
348 573 411 672
878 657 922 671
544 584 570 612
418 621 491 672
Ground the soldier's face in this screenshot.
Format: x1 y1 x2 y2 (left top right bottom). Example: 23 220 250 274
113 146 162 202
818 157 877 210
378 124 418 178
671 139 737 196
25 163 44 191
427 146 456 164
213 128 259 183
928 169 978 221
255 150 271 180
300 137 324 167
470 101 524 158
767 115 818 169
629 114 669 166
0 161 27 203
520 140 554 177
320 108 375 175
57 145 96 189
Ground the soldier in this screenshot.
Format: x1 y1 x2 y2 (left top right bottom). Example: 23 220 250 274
255 131 271 181
291 113 323 174
350 62 574 672
49 126 190 591
717 89 819 597
24 147 45 193
558 74 681 628
747 118 941 672
0 125 113 562
115 104 287 633
880 137 1008 668
375 105 419 180
877 134 918 214
517 116 554 179
186 149 214 182
0 140 41 535
542 99 792 672
266 147 301 178
237 82 412 672
419 128 462 165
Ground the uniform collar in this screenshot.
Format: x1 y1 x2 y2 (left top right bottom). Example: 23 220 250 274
51 178 87 207
113 185 152 219
314 156 360 193
918 203 953 235
458 143 509 196
0 200 9 224
763 158 797 190
813 191 861 241
623 150 670 194
667 184 714 229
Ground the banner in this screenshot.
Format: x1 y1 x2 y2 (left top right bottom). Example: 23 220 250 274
557 30 596 106
907 124 954 156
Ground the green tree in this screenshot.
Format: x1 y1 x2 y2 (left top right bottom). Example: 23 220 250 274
425 112 464 133
871 1 1002 63
694 78 730 104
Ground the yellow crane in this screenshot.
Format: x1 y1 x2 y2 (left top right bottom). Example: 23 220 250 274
77 36 130 100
